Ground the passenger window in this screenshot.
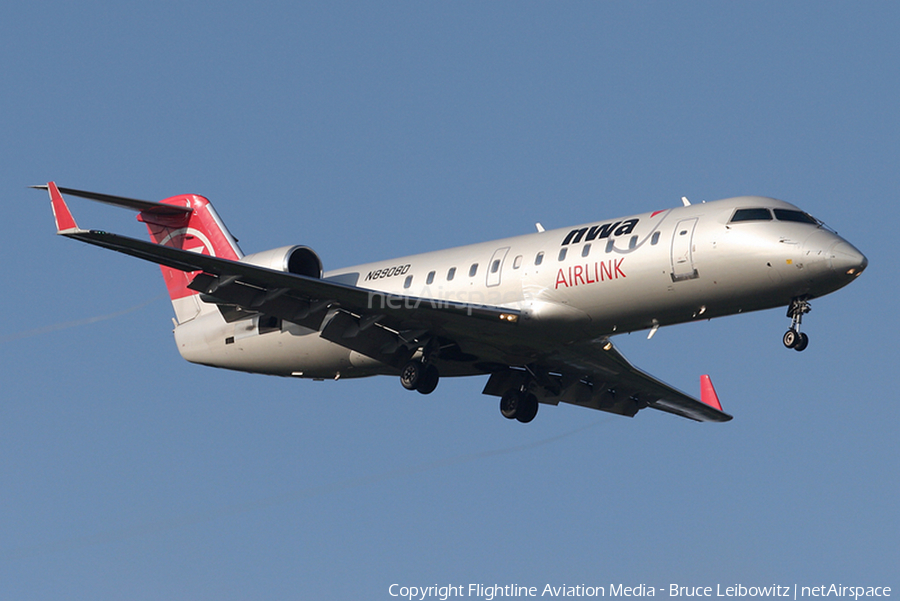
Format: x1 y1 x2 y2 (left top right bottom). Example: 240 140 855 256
535 252 544 265
513 255 523 269
582 244 591 257
606 239 615 253
558 248 567 261
730 208 773 222
774 209 818 224
629 235 638 249
426 271 435 285
447 267 456 281
490 260 500 273
404 275 413 289
469 263 478 277
651 231 660 245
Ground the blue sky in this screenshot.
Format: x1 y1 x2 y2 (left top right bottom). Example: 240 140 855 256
2 2 896 599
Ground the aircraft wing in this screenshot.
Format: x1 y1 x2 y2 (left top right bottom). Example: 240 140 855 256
546 340 732 422
42 183 729 423
41 183 523 361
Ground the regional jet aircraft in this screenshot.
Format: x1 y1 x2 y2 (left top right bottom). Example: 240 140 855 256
37 183 867 423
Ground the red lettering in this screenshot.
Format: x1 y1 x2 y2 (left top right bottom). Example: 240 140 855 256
614 258 626 278
585 263 596 284
555 269 568 289
573 265 585 285
600 261 613 281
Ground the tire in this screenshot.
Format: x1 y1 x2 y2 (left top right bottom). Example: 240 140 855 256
516 393 539 423
783 329 798 349
500 389 522 419
400 360 422 391
416 364 440 394
794 332 809 352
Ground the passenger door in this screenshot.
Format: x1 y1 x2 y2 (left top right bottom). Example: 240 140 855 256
486 247 510 287
670 218 699 281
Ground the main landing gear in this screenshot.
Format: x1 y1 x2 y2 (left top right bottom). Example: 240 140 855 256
783 297 811 352
499 388 539 423
400 359 440 394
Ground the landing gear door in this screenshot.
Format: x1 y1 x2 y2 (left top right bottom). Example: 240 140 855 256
670 218 699 282
486 247 510 288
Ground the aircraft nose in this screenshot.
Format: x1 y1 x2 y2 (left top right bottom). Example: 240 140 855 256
831 241 868 277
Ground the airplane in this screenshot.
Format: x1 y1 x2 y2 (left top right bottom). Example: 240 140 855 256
36 182 867 424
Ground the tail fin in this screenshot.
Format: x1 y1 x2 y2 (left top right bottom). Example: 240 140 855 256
137 194 243 322
38 184 243 323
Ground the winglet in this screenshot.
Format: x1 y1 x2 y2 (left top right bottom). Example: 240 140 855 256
44 181 80 233
699 374 723 411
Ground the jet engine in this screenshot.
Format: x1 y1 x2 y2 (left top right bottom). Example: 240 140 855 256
239 245 323 278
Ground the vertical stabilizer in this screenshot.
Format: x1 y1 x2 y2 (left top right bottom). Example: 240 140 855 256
136 194 243 323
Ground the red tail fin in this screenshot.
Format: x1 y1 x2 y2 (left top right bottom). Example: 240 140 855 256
38 183 244 323
137 194 243 321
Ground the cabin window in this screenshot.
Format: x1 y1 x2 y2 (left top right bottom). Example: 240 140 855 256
404 275 413 289
651 231 660 245
513 255 523 269
582 244 591 257
558 248 567 261
491 259 501 273
447 267 456 281
469 263 478 277
426 271 435 285
774 209 818 224
606 239 615 253
730 208 773 222
535 252 544 265
629 235 638 249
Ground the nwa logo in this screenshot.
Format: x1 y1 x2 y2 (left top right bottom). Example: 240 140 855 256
561 219 639 246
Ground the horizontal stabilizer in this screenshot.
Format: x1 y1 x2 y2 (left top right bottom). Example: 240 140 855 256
30 184 192 216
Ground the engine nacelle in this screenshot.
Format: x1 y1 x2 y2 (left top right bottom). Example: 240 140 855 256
239 245 323 278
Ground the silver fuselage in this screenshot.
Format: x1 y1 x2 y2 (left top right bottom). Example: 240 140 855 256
173 196 866 379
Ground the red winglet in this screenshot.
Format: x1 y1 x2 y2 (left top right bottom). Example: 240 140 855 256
699 375 723 411
47 181 79 232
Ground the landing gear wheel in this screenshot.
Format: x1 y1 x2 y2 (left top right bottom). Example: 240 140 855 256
400 360 423 391
515 393 539 424
783 329 810 351
416 364 440 394
783 329 799 349
500 390 523 419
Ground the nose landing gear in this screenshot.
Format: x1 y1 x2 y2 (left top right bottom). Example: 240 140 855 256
783 297 811 351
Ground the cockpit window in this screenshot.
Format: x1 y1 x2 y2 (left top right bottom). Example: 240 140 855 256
730 208 773 222
774 209 818 225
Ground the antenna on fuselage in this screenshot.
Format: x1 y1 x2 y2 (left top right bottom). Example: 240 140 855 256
535 223 545 232
681 196 691 206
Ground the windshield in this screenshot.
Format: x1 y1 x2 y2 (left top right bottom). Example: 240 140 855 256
773 209 818 225
729 208 772 222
